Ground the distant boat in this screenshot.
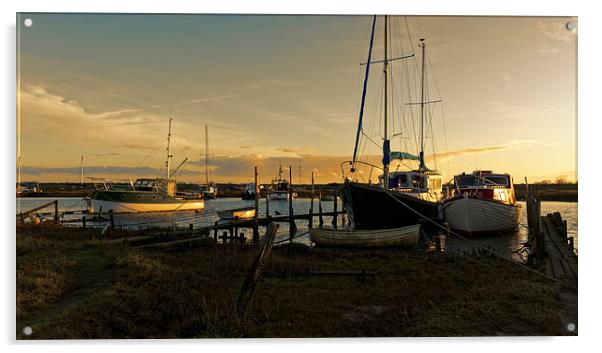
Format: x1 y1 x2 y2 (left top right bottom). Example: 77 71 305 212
443 171 522 234
269 164 292 200
217 206 256 220
200 125 218 199
341 16 444 230
241 183 257 200
17 181 42 195
310 224 420 248
86 118 204 213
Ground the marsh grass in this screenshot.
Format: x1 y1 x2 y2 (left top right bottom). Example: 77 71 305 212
16 226 565 339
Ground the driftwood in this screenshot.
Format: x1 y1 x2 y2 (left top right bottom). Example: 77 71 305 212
236 222 279 314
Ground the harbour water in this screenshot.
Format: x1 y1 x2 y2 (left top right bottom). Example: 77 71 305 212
16 197 577 259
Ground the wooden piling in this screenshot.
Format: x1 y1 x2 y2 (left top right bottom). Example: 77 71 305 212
109 210 115 231
82 216 87 229
289 165 296 242
54 200 59 223
332 190 338 229
308 172 314 229
265 183 270 219
318 192 324 227
253 166 260 242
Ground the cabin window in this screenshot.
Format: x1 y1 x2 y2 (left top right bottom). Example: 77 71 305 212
483 176 509 186
137 195 141 200
120 194 126 199
456 175 479 187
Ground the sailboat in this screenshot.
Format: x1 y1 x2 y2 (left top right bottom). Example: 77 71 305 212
340 15 444 230
85 118 205 213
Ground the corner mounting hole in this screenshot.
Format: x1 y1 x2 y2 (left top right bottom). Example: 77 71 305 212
23 326 32 335
567 322 576 332
566 21 576 31
24 18 33 27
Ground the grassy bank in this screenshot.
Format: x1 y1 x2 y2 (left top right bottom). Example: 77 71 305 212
16 225 568 339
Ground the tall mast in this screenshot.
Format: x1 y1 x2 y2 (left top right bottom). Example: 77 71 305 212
80 155 84 187
351 15 377 172
165 117 173 180
17 21 22 191
205 125 209 186
419 38 426 171
382 15 390 188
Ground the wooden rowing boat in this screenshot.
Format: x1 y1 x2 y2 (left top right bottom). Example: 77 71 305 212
309 224 420 248
217 206 256 220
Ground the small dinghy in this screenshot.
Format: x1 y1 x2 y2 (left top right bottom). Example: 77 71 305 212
217 206 256 220
309 224 420 248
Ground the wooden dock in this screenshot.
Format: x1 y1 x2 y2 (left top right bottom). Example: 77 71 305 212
525 182 577 334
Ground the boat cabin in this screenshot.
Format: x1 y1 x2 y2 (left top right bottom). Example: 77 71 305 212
271 179 289 192
380 171 442 194
453 171 516 204
133 178 176 196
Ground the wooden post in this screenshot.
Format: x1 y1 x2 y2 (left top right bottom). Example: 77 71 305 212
265 183 270 219
109 210 115 231
253 166 260 242
82 216 87 229
54 200 59 223
252 223 259 244
332 189 338 229
308 172 314 229
189 223 194 230
222 231 228 244
567 237 574 252
318 192 324 227
289 166 295 242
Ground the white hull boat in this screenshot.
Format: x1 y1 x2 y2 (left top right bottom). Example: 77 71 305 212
217 206 256 220
443 171 521 234
309 224 420 247
87 198 204 214
443 196 521 233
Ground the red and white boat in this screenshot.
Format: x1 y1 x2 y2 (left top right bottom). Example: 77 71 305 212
443 171 522 234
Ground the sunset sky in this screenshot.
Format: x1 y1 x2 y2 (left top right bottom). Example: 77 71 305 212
16 14 577 184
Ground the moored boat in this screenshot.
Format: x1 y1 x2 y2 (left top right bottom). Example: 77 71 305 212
86 118 205 213
217 206 256 220
87 178 205 213
340 16 444 230
269 164 292 200
241 183 257 200
310 224 420 248
443 171 522 234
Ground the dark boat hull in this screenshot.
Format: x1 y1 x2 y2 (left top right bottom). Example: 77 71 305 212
340 182 440 230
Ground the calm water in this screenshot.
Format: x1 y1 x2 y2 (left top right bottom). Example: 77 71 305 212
16 197 339 243
16 198 577 258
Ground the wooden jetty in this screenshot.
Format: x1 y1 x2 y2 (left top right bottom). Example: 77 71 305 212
525 182 577 334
